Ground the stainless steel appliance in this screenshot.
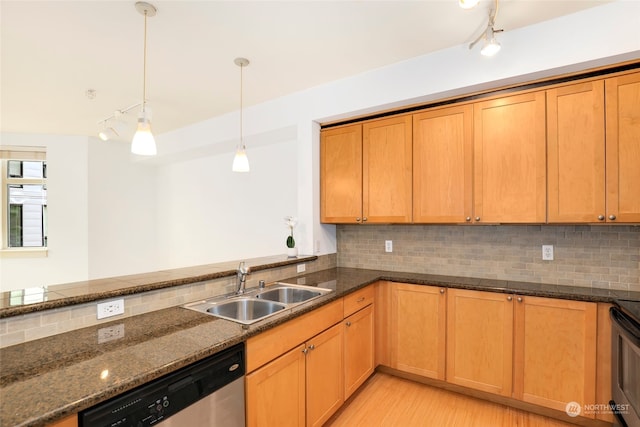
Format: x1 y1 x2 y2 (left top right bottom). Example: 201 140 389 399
611 304 640 427
80 342 245 427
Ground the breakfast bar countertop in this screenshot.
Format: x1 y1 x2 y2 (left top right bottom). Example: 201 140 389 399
1 267 639 427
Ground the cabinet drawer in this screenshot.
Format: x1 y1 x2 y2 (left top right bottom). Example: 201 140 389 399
344 286 374 317
246 299 343 373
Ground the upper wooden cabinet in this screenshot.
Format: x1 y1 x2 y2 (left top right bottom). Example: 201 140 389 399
473 91 547 223
413 105 473 223
320 124 363 223
547 80 606 222
320 115 412 224
605 71 640 222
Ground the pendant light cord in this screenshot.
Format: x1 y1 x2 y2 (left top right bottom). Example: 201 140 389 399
142 10 148 113
240 62 244 149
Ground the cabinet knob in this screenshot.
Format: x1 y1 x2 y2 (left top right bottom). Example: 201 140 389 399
475 217 481 221
356 217 361 223
439 289 445 294
302 348 308 354
362 217 368 222
609 214 617 221
465 217 471 222
598 215 605 221
346 321 352 327
517 297 523 303
507 296 513 301
308 344 315 351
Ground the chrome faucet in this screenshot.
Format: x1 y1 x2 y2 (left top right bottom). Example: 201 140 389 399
236 262 251 294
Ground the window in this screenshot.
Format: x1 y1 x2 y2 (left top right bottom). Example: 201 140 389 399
1 147 47 252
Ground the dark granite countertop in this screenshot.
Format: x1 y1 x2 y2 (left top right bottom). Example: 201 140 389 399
1 267 639 427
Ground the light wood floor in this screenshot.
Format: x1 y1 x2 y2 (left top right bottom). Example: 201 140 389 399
325 373 577 427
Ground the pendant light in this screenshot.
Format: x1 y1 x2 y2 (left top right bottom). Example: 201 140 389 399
232 57 250 172
131 2 157 156
468 0 503 57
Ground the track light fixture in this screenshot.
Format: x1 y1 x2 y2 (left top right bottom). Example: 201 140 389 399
232 57 250 173
458 0 479 9
468 0 503 57
131 1 157 156
96 103 141 142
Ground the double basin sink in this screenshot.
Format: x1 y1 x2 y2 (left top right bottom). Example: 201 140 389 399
182 283 333 325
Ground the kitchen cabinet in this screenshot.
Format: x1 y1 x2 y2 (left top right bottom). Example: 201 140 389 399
320 115 412 223
246 299 344 427
473 91 547 223
343 286 375 399
547 80 606 222
513 295 597 417
446 288 513 396
47 415 77 427
413 105 473 223
390 283 446 380
605 71 640 222
246 343 306 427
306 323 344 427
596 303 614 423
320 124 363 223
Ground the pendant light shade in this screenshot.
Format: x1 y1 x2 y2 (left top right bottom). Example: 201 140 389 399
131 110 157 155
232 57 250 172
132 2 157 156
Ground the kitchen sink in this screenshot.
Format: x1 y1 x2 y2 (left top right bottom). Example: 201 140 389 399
255 284 326 304
182 282 333 325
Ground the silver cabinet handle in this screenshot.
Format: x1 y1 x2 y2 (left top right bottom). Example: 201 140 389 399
465 217 471 222
475 217 481 221
439 289 445 294
598 215 605 221
517 297 523 303
609 214 617 220
507 296 513 301
346 321 352 327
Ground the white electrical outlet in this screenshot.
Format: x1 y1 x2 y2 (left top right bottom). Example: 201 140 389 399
297 263 306 273
98 324 125 343
97 299 125 320
385 240 393 253
542 245 554 261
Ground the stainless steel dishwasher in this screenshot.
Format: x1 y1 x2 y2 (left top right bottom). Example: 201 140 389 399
80 342 245 427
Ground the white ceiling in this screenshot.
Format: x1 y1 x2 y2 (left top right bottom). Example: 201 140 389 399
1 0 612 139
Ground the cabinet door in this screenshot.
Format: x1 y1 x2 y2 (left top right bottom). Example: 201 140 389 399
513 296 597 416
446 288 513 396
413 104 473 223
547 80 606 223
474 91 546 223
320 124 363 223
47 415 77 427
344 304 374 399
391 283 446 380
246 344 306 427
605 72 640 222
306 323 344 427
362 115 413 223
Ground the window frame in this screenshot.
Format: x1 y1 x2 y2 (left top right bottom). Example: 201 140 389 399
0 146 48 257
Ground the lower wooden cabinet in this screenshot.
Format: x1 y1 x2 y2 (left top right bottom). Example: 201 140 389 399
446 288 514 396
513 295 597 417
306 323 344 427
246 324 343 427
246 344 306 427
344 304 374 399
47 415 78 427
390 283 446 380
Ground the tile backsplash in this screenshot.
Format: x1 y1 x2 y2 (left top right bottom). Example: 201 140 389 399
337 224 639 291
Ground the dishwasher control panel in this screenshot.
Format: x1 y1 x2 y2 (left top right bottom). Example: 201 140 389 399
79 342 245 427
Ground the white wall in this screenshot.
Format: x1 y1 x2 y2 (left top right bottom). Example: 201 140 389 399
0 133 89 290
1 1 638 291
156 1 640 259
